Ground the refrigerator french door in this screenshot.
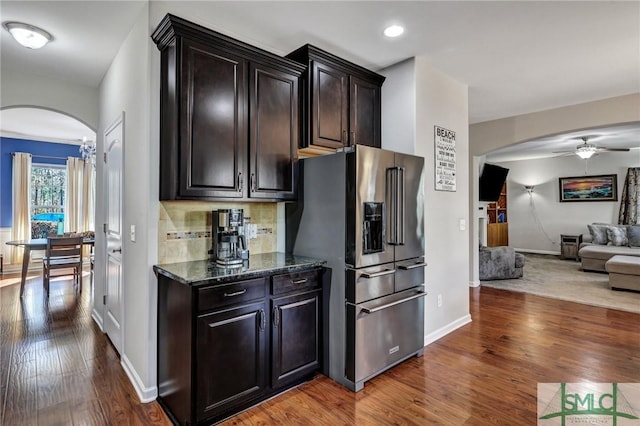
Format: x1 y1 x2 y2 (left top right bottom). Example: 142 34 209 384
345 147 424 268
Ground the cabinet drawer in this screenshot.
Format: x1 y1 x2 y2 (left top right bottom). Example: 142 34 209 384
272 269 319 295
198 277 267 312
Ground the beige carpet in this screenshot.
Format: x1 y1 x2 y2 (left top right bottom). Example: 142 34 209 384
481 253 640 314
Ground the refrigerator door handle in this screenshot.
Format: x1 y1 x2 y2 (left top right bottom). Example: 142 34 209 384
398 262 427 270
361 268 397 279
387 168 397 245
397 167 405 245
360 291 427 314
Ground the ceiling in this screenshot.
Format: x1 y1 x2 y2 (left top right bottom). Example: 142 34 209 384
1 1 639 158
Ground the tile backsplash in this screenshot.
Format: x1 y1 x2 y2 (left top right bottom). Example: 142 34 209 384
159 201 277 264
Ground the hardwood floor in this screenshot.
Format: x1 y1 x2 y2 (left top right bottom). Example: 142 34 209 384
0 271 170 426
1 272 638 425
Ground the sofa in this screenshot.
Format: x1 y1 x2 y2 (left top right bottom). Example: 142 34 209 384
479 246 525 280
578 223 640 272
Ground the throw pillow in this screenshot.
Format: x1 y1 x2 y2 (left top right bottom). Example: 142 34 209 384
628 225 640 247
606 226 629 247
587 224 608 245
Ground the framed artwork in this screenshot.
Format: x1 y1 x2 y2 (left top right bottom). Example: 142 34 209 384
558 174 618 202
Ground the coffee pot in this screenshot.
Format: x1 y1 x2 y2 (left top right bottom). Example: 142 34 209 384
211 209 248 266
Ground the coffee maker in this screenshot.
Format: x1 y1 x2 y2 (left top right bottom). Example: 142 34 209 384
211 209 248 266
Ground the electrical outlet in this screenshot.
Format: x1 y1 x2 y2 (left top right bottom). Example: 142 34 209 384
247 223 258 240
437 294 442 307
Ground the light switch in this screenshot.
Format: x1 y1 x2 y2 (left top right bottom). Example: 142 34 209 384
130 225 136 242
459 219 466 231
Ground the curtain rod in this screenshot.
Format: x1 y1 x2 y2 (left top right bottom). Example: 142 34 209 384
11 152 76 161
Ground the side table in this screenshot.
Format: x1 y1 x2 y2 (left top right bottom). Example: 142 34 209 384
560 234 582 260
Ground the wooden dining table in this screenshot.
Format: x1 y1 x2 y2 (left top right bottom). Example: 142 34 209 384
6 237 95 296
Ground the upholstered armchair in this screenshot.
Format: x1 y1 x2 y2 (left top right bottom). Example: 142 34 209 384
479 246 525 280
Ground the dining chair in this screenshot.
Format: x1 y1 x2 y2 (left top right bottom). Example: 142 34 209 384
42 236 84 295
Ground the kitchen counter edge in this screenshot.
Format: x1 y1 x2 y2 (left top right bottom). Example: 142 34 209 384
153 252 326 286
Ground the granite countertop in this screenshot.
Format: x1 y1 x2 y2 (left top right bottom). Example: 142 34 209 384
154 252 325 285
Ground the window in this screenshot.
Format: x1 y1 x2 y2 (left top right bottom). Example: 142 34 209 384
31 164 65 238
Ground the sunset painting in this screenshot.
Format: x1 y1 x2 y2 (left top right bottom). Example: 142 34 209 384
559 175 618 202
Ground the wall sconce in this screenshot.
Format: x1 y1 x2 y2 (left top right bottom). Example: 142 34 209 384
524 185 535 194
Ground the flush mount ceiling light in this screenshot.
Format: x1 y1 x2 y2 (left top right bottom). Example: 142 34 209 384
3 21 52 49
384 25 404 38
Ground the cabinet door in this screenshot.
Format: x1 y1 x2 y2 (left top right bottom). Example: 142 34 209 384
271 289 321 389
349 76 381 148
196 301 267 421
180 38 247 198
249 63 299 200
311 61 348 149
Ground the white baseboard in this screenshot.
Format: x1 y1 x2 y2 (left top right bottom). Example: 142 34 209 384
469 280 480 287
424 314 472 346
515 248 560 256
91 309 104 332
121 354 158 403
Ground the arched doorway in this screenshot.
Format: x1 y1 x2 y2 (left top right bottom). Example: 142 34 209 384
0 106 97 270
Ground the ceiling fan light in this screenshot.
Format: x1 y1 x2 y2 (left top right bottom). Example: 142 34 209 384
576 144 597 159
3 21 52 49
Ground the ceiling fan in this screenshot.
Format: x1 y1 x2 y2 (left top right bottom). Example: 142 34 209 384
553 136 630 159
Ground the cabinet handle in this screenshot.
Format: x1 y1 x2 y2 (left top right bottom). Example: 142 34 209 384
342 130 347 146
250 173 256 192
351 131 356 145
259 309 266 331
223 289 247 297
291 278 308 285
273 307 280 327
237 172 243 192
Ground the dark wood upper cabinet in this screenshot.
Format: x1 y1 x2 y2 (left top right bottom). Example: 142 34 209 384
152 14 304 201
312 62 348 149
180 39 246 199
286 44 385 153
249 64 299 200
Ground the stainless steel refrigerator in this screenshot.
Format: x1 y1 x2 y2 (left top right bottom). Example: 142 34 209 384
287 145 426 391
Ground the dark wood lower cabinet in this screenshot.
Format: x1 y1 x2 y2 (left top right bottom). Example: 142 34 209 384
157 268 322 425
196 301 267 421
271 289 321 389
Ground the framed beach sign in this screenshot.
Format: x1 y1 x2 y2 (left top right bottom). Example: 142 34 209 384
558 174 618 202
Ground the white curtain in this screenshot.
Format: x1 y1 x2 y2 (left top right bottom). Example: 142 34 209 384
11 153 32 264
64 157 83 233
81 159 95 232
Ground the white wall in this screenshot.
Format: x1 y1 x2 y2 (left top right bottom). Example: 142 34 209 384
381 57 471 345
0 69 99 130
97 3 158 402
498 151 640 253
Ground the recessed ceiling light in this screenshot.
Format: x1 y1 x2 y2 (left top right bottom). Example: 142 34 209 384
384 25 404 38
3 21 53 49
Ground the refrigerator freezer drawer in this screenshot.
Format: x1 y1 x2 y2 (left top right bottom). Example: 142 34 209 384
346 288 426 386
345 263 396 304
395 257 426 293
